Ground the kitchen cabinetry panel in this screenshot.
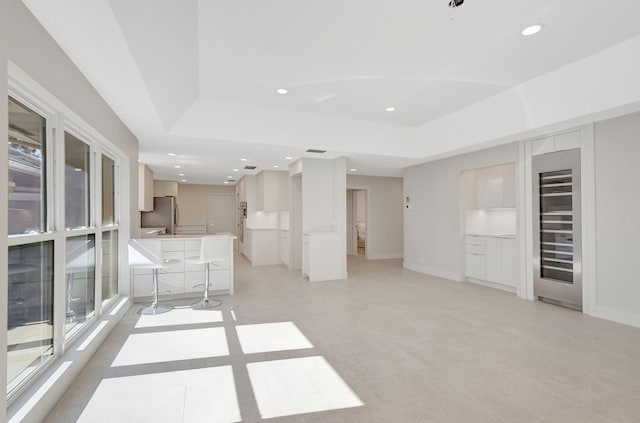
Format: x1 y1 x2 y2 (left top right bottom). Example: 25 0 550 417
153 180 178 197
475 164 515 209
532 130 581 156
138 164 154 211
465 235 518 289
256 170 288 211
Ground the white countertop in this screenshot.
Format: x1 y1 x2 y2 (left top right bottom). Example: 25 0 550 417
143 232 237 240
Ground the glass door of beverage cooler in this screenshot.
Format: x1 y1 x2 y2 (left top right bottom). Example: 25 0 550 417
532 148 582 309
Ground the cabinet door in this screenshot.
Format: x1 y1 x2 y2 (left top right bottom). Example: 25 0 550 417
476 168 491 209
487 166 503 208
466 252 485 279
211 270 231 291
255 172 265 211
501 238 518 287
484 237 502 283
502 164 516 208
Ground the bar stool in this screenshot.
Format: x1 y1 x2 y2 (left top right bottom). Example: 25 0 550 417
128 239 175 315
186 236 227 309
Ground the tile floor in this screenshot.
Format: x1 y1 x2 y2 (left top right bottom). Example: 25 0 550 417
44 255 640 422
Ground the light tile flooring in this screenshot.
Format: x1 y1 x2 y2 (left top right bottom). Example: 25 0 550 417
45 255 640 422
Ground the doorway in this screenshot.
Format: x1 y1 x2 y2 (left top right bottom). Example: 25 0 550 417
346 189 367 257
208 193 235 234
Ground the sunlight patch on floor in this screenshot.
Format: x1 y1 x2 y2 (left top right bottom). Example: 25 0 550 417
134 308 223 328
236 321 313 354
247 356 363 419
111 327 228 367
77 366 241 423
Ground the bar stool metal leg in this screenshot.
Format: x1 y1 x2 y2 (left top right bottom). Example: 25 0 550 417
138 268 173 315
191 264 222 309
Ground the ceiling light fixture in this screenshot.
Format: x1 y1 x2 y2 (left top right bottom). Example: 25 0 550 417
181 179 187 182
227 176 233 179
385 106 396 112
521 24 543 36
240 158 248 162
174 165 181 169
350 168 357 172
232 168 239 172
223 181 229 184
276 88 288 95
285 156 293 160
273 165 279 168
167 153 176 156
74 168 83 172
178 173 185 176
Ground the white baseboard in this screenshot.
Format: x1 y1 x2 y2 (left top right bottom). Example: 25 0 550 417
402 262 463 282
467 277 517 294
593 305 640 329
367 252 403 260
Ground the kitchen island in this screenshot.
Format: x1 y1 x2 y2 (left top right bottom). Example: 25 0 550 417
132 233 237 300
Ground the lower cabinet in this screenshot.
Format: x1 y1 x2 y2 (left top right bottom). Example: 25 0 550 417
132 237 234 299
465 235 517 289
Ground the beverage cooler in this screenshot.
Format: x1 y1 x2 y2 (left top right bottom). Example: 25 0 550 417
532 148 582 310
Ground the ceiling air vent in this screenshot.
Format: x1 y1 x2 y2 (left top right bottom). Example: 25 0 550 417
306 149 326 154
244 165 257 170
227 179 236 182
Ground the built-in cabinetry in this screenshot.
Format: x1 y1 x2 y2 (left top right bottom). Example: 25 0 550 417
255 170 288 211
531 131 581 156
138 164 154 211
476 164 515 209
132 236 234 299
465 235 517 291
153 180 178 197
303 232 342 282
244 228 279 266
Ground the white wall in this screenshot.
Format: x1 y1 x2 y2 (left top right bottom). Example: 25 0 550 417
403 143 518 281
593 112 640 326
348 175 404 260
1 0 139 420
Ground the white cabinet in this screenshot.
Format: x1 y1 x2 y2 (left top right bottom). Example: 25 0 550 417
532 130 581 156
244 229 279 266
280 230 290 266
303 232 342 282
465 235 517 289
138 164 154 211
132 236 235 298
255 170 289 211
153 180 178 197
476 164 515 209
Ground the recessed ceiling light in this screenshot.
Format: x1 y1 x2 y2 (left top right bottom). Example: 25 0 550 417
285 156 293 160
385 106 396 112
181 179 187 182
240 158 248 162
521 24 543 36
273 165 279 168
232 168 239 172
223 181 229 184
276 88 289 95
74 168 83 172
227 176 233 179
167 153 176 156
174 165 181 169
350 168 357 172
178 173 185 176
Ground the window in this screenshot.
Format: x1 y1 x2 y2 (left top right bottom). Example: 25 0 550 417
102 155 115 226
65 132 91 229
8 98 47 235
7 242 54 392
65 235 96 335
6 90 124 395
102 230 119 302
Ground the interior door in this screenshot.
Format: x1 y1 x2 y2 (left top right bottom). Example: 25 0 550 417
208 193 235 234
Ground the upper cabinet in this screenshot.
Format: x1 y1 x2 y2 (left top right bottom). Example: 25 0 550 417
138 164 154 211
153 180 178 197
256 170 288 211
531 130 581 156
476 163 516 209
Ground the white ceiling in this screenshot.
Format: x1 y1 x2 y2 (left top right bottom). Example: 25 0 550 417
21 0 640 185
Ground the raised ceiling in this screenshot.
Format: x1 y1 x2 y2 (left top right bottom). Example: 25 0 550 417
21 0 640 184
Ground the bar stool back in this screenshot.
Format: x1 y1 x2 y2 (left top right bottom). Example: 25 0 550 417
186 236 227 309
128 239 174 315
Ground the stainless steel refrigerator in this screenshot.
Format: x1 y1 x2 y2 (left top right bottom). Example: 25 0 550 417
140 196 178 234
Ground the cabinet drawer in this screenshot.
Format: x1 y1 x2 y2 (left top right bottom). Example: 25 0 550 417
184 239 201 251
162 240 184 252
466 244 485 254
466 252 485 280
